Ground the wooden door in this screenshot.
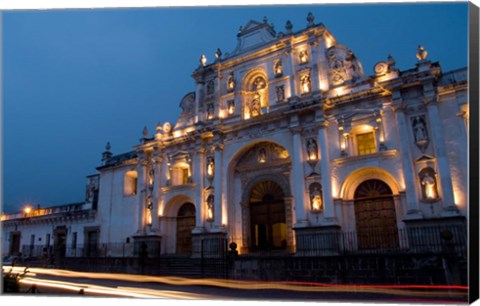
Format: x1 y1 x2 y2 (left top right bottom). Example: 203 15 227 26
176 203 196 255
354 179 399 250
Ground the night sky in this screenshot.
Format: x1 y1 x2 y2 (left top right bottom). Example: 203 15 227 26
2 3 468 213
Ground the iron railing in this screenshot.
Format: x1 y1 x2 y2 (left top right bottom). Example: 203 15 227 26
17 225 466 259
296 225 467 257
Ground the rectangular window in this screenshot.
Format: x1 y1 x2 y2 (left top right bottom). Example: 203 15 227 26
45 234 50 247
356 132 376 155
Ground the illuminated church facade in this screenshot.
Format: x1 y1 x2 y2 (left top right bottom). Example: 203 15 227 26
2 13 468 258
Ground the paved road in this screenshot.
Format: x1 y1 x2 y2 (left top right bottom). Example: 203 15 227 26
3 266 469 303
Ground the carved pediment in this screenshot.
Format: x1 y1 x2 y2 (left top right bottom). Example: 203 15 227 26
232 19 276 54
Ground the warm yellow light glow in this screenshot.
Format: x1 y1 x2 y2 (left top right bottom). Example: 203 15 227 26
24 206 32 215
220 197 228 226
376 73 396 83
319 80 329 92
325 36 334 49
312 196 322 211
331 180 339 198
244 112 250 120
228 104 235 114
333 86 348 97
11 267 467 299
299 50 308 64
207 160 214 176
207 204 214 220
218 110 225 119
340 139 346 151
158 200 164 216
302 81 310 94
379 134 385 143
172 130 183 138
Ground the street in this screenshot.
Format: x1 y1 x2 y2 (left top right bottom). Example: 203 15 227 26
2 266 469 304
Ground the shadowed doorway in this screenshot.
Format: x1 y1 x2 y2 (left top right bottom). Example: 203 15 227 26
176 202 196 255
249 181 286 252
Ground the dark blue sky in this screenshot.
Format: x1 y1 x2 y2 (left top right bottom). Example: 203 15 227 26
2 3 468 213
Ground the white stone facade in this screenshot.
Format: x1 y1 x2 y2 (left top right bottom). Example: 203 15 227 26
2 14 468 259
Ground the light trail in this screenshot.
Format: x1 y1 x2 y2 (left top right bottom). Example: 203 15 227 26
6 266 468 301
19 277 211 299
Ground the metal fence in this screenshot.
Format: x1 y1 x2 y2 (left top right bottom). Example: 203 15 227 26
296 225 467 257
18 225 467 260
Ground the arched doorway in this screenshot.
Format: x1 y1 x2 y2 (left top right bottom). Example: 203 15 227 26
176 203 195 255
354 179 399 250
249 181 287 251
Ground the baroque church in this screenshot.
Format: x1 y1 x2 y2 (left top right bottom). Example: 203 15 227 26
2 13 468 260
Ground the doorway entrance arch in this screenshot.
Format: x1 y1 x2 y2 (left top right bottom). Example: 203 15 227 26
176 202 195 255
354 179 399 250
249 180 287 251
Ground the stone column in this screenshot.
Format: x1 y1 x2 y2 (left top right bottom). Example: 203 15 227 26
194 80 204 123
317 122 335 221
286 46 297 98
392 94 421 216
426 101 457 214
150 149 162 234
310 41 320 93
135 156 147 234
193 146 205 233
291 127 308 227
213 144 225 231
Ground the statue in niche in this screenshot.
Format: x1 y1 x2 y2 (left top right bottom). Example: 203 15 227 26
207 195 214 221
207 157 215 177
412 116 428 143
253 77 266 90
421 172 437 200
310 186 323 211
274 60 283 76
306 138 318 161
258 148 267 163
146 196 153 225
207 103 214 119
148 168 155 187
250 93 261 117
301 74 311 93
227 74 235 91
276 85 285 102
227 100 235 114
299 50 308 64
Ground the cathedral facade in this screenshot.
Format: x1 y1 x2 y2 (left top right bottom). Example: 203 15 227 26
2 13 468 259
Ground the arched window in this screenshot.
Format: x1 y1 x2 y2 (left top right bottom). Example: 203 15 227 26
124 171 138 196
